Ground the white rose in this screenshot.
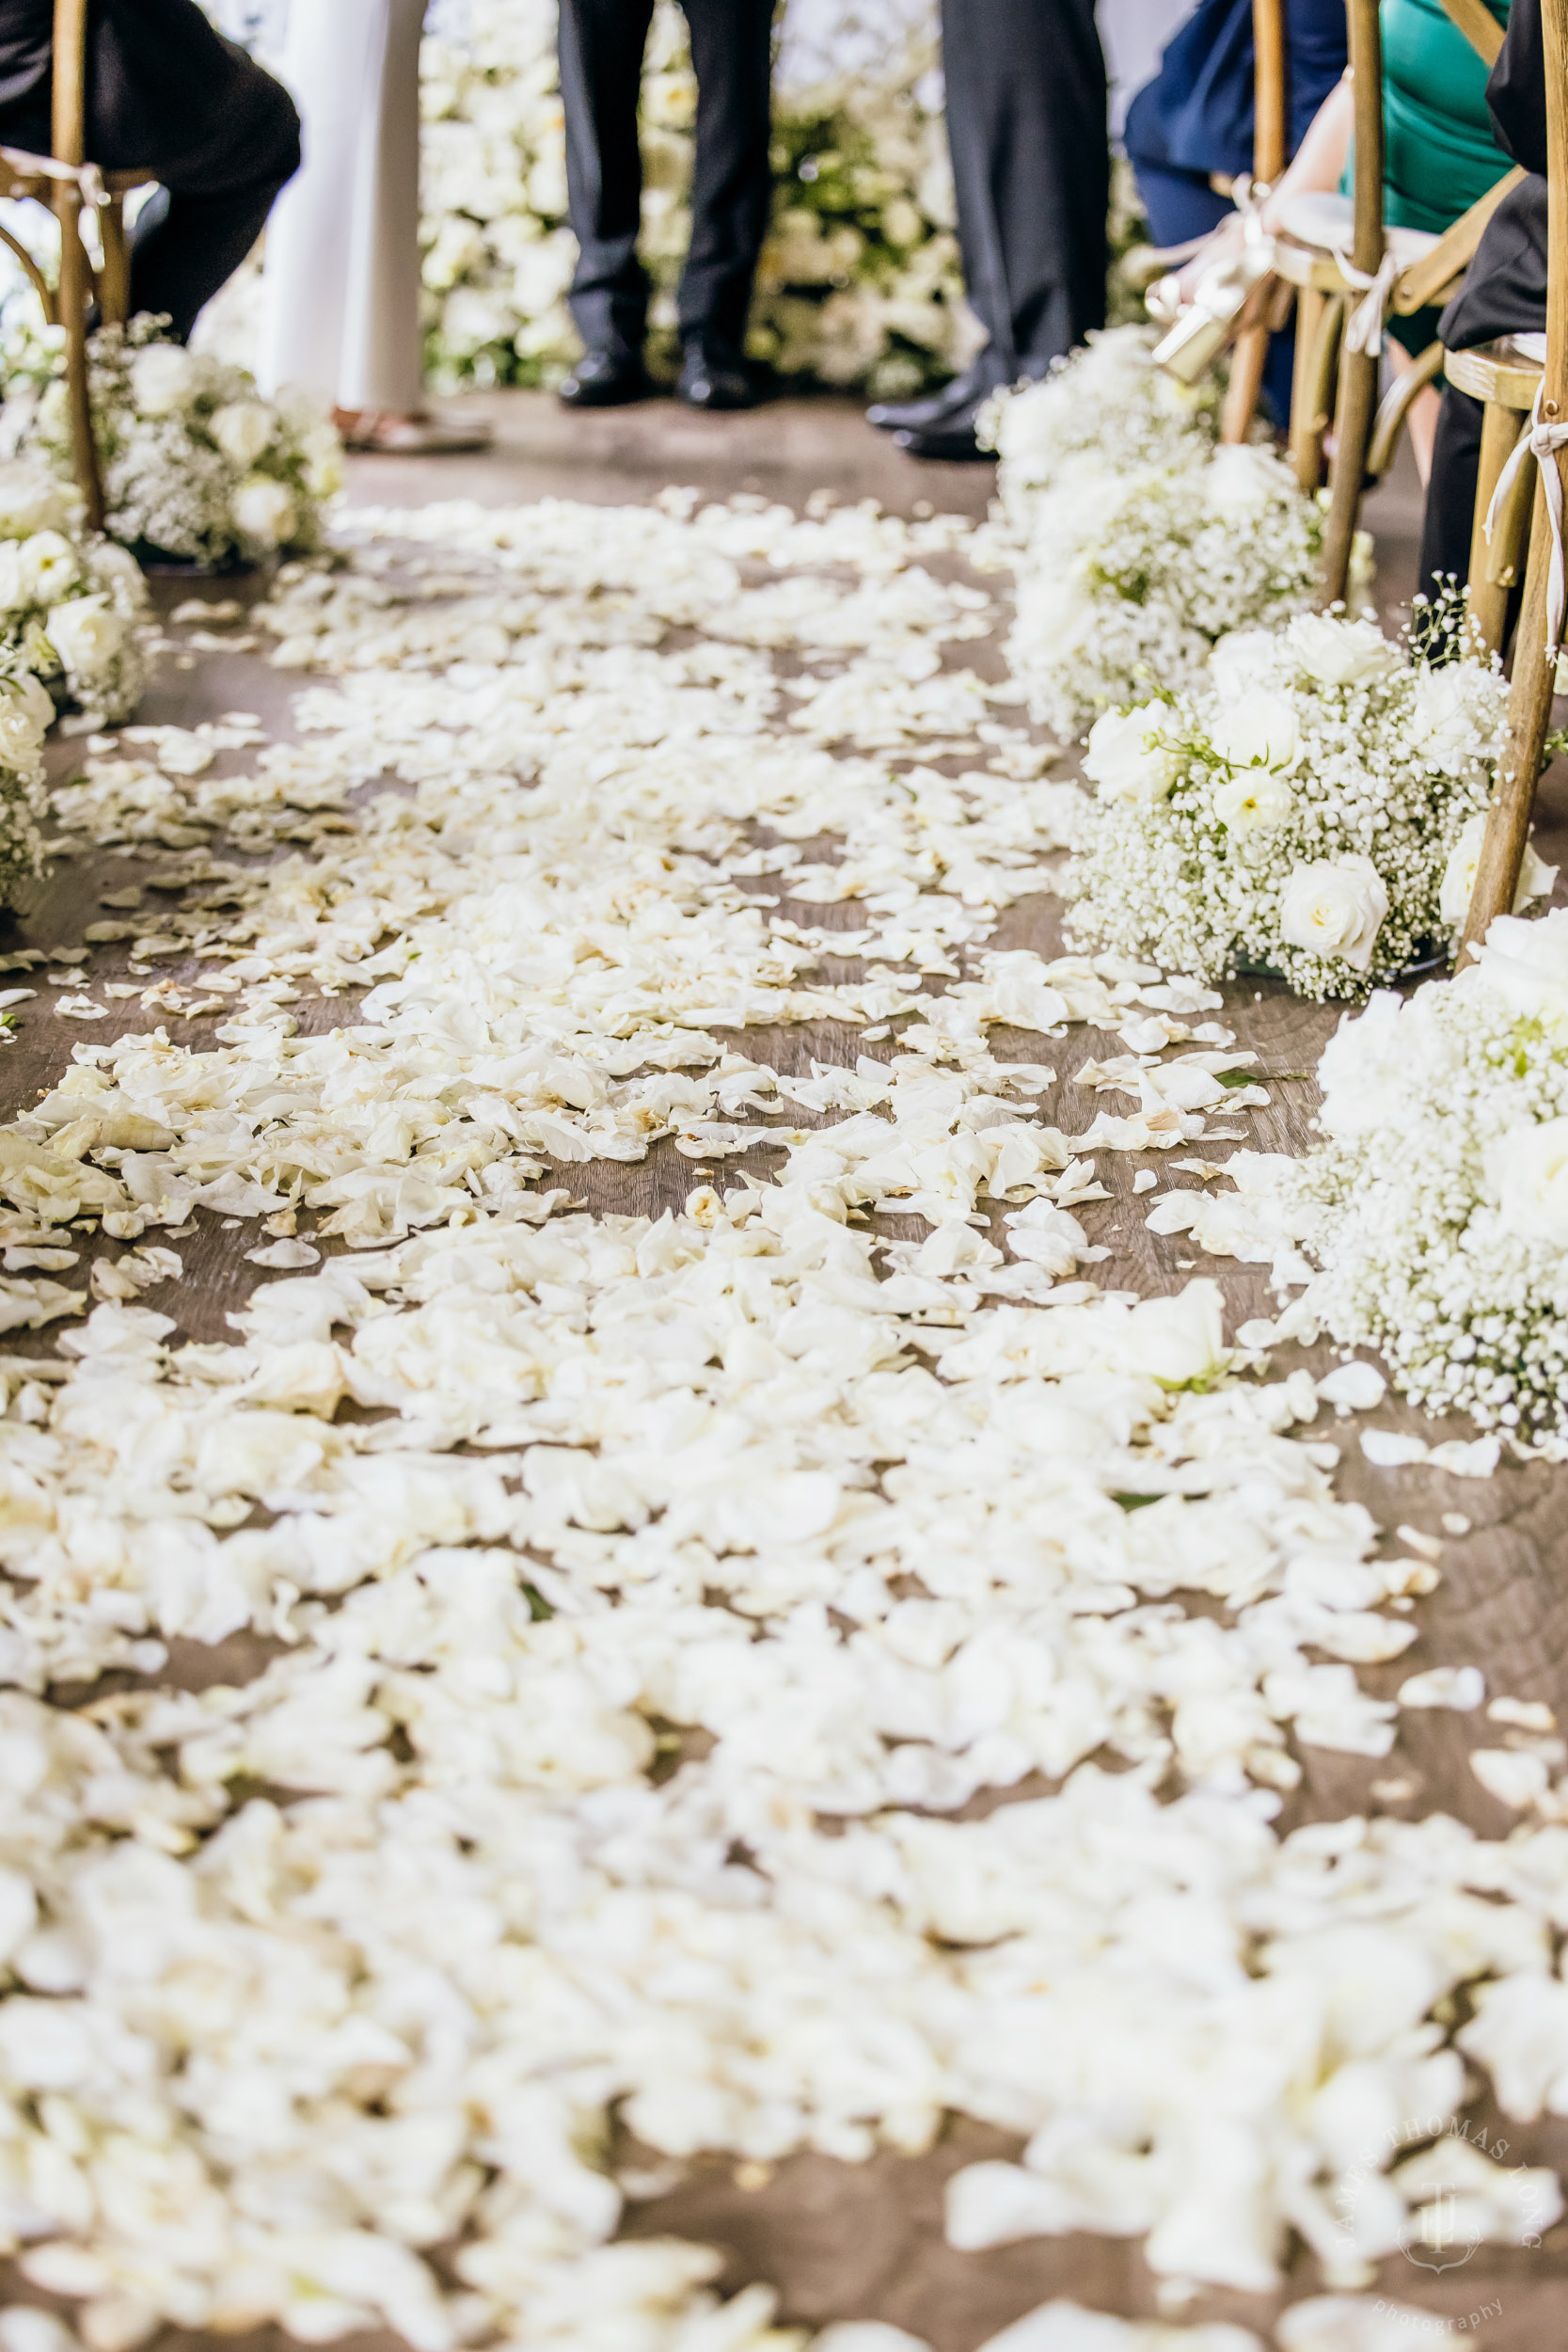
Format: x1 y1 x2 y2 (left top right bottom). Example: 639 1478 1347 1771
1409 667 1482 777
1208 690 1302 776
17 529 80 603
1278 855 1389 972
1124 1279 1227 1386
46 594 127 681
1315 991 1425 1137
1484 1115 1568 1247
1213 767 1294 834
1082 701 1173 802
1469 907 1568 1024
0 462 71 542
0 672 51 766
230 474 299 549
129 341 198 418
208 400 277 469
1286 612 1400 688
1438 814 1557 930
1208 629 1278 702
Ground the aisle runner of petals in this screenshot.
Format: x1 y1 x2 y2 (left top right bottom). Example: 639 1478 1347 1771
0 496 1563 2352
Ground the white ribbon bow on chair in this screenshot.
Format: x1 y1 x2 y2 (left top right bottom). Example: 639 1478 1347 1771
1485 379 1568 656
0 147 109 206
1336 246 1400 356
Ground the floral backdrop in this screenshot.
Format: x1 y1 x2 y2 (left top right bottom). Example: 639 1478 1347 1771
418 0 973 396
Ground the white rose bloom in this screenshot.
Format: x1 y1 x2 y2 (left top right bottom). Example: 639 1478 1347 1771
0 461 71 541
1485 1115 1568 1247
1438 814 1557 929
1286 612 1400 688
209 399 278 469
46 593 127 680
129 341 198 417
17 528 81 603
1409 666 1483 776
230 474 299 549
0 672 51 765
0 545 29 612
1469 906 1568 1023
1278 855 1389 971
1213 767 1293 834
1082 701 1173 802
1208 628 1278 702
1209 690 1302 775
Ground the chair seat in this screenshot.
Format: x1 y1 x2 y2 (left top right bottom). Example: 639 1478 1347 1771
1445 335 1545 409
1272 190 1441 292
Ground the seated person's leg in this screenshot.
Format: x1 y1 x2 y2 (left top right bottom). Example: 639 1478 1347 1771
130 52 301 340
1132 160 1231 250
1418 385 1486 609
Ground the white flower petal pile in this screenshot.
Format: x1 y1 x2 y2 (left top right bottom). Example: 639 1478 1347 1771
0 490 1554 2352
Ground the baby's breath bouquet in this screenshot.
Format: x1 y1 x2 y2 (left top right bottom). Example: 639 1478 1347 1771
420 0 968 396
1065 611 1523 999
0 458 149 725
979 325 1222 542
1266 911 1568 1450
1007 443 1325 739
2 314 341 566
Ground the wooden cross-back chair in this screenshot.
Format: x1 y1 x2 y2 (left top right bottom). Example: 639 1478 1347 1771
0 0 154 531
1445 334 1544 653
1461 0 1568 946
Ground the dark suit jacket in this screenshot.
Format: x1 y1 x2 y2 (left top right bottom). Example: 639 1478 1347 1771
1437 0 1546 349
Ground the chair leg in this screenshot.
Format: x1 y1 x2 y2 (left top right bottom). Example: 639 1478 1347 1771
1220 319 1270 444
1320 335 1379 607
1366 337 1445 481
1462 474 1558 953
1467 404 1530 654
51 0 104 531
1290 289 1341 493
100 195 131 326
55 190 103 532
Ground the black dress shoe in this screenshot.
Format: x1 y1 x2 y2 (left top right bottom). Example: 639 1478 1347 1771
676 336 759 410
866 361 996 434
892 401 993 462
558 348 649 407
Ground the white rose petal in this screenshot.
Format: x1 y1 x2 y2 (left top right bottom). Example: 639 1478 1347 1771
1439 812 1557 929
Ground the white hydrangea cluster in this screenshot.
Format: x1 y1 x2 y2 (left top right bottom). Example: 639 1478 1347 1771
1 314 341 566
979 326 1222 543
1259 910 1568 1450
1006 444 1327 740
0 458 148 730
420 0 968 395
1063 612 1518 999
0 487 1560 2350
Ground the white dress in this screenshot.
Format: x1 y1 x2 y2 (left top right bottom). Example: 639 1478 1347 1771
257 0 426 412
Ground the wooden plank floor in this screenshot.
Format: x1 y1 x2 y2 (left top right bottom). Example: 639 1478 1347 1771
3 393 1565 2351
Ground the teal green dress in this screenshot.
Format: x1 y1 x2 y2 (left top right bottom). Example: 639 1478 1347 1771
1345 0 1514 350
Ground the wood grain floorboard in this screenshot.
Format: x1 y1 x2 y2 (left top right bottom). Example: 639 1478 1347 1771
3 401 1564 2350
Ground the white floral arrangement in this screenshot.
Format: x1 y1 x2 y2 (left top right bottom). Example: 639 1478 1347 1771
1007 443 1327 740
0 458 149 726
419 0 970 395
1 314 341 566
978 325 1222 542
1065 610 1522 999
1260 909 1568 1452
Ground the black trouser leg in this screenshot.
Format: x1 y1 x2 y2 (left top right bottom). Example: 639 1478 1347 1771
1418 385 1485 626
939 0 1109 385
129 56 300 340
677 0 774 347
559 0 657 358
